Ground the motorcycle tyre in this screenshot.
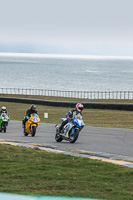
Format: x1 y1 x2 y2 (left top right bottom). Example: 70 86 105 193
3 123 6 133
69 129 79 143
31 126 36 137
55 132 63 142
23 127 28 136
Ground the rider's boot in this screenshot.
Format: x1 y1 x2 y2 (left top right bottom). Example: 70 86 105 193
22 121 25 129
59 120 68 133
59 125 63 133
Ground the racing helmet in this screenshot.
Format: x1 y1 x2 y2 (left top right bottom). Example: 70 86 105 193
1 106 6 112
31 104 36 110
76 103 83 112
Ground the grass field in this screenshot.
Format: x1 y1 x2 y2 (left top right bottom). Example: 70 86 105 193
0 94 133 128
0 144 133 200
0 95 133 200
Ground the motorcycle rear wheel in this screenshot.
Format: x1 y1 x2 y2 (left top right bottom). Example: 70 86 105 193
69 129 79 143
31 126 36 137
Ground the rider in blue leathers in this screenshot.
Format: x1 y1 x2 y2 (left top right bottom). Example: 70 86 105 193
59 103 84 133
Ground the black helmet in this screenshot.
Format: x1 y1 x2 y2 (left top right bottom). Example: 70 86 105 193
30 104 36 110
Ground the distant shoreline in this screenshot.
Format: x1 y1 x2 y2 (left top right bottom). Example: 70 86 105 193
0 52 133 60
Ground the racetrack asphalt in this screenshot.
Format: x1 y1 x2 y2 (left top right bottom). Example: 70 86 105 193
0 120 133 167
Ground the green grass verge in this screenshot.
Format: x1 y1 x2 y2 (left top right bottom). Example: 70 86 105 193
0 95 133 200
0 95 133 128
0 144 133 200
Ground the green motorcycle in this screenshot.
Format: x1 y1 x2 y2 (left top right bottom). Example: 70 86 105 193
0 113 10 133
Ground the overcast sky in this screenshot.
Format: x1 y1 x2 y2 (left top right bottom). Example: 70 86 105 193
0 0 133 56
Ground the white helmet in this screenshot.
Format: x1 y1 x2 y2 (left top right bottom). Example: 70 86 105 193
1 106 6 112
76 103 83 112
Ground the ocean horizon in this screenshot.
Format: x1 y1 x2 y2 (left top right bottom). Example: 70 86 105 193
0 52 133 92
0 52 133 60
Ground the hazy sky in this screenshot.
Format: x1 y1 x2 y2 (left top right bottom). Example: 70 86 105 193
0 0 133 56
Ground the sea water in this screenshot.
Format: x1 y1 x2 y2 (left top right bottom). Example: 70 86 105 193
0 53 133 92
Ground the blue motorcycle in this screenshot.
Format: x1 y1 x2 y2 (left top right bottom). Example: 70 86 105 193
55 117 85 143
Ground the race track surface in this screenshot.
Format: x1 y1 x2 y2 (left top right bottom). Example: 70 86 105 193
0 120 133 164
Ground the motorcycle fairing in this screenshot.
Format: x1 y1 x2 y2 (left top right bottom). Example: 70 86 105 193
27 123 38 134
72 127 76 135
25 114 40 134
62 117 85 137
0 113 9 130
61 118 66 122
64 123 74 137
30 123 37 127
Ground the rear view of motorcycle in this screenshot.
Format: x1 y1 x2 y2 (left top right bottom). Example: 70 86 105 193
55 117 85 143
0 113 10 133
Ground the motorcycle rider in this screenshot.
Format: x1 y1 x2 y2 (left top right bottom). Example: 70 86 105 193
22 104 38 128
59 103 84 133
0 106 9 116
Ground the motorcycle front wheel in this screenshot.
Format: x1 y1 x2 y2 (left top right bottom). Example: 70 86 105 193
69 129 79 143
3 123 6 133
55 132 63 142
31 126 36 137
